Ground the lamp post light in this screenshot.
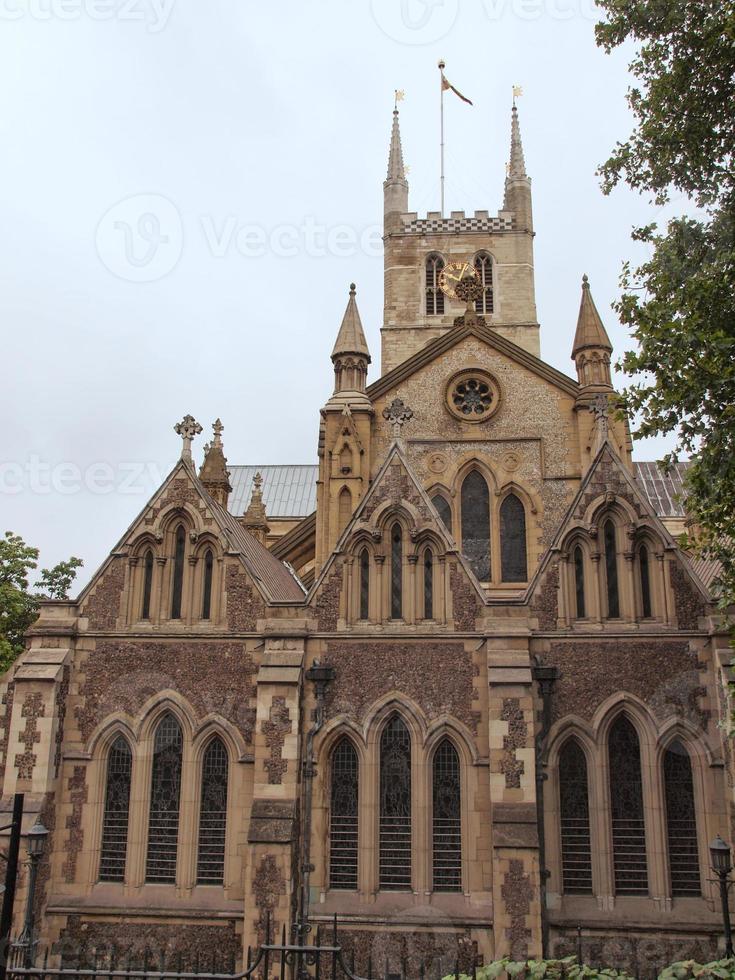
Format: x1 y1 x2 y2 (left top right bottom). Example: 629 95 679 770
710 835 734 958
15 822 48 968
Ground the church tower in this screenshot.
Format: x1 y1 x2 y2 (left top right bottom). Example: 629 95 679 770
381 102 539 374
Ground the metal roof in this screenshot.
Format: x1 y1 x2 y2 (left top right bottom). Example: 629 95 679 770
634 461 690 518
228 465 318 518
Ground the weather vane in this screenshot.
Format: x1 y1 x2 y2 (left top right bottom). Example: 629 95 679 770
512 84 523 106
394 89 405 110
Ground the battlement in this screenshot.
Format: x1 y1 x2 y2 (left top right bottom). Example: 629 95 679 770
400 210 515 235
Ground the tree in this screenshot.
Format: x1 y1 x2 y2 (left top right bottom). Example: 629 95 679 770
595 0 735 618
0 531 82 670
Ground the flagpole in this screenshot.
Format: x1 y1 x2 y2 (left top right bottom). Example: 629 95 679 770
439 59 446 217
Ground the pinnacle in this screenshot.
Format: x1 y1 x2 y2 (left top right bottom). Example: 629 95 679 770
508 104 528 181
386 107 406 182
331 283 371 361
572 274 613 357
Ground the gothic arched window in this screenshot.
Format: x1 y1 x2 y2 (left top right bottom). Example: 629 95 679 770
423 549 434 620
603 520 620 618
390 523 403 620
359 548 370 621
201 549 214 620
432 739 461 892
379 716 411 890
329 737 359 890
432 494 452 533
146 713 183 883
500 493 528 582
197 737 228 885
426 254 445 316
171 525 186 620
639 544 652 619
573 545 586 619
99 735 132 883
664 741 701 896
559 739 592 894
141 549 154 620
461 471 490 581
474 253 494 315
609 716 648 895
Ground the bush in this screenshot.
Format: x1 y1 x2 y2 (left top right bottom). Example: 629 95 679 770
443 957 637 980
659 960 735 980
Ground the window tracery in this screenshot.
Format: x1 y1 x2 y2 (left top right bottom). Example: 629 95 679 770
379 716 412 890
426 254 445 316
99 735 132 882
197 736 228 885
474 253 494 315
609 716 648 895
461 471 491 581
432 739 461 891
329 737 359 890
500 493 527 582
146 713 183 883
664 741 701 896
559 739 592 894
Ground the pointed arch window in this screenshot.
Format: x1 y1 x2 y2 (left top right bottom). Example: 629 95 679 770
426 255 445 316
141 549 154 620
664 741 701 896
171 525 186 620
500 493 528 581
197 736 228 885
573 545 586 618
559 739 592 894
390 523 403 620
474 253 494 315
359 548 370 621
432 739 461 891
609 716 648 895
423 549 434 620
379 716 411 890
603 520 620 618
432 494 452 533
639 544 652 619
461 471 490 581
99 735 132 883
330 737 359 890
146 713 183 883
201 549 214 620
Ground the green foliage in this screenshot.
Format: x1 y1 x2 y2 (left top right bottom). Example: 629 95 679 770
595 0 735 624
443 958 735 980
659 959 735 980
0 531 82 672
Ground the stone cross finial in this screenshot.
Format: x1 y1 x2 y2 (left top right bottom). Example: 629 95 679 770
382 398 414 439
174 414 202 462
212 418 224 448
254 471 263 492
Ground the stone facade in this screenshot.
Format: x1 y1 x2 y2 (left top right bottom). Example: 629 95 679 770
1 100 730 978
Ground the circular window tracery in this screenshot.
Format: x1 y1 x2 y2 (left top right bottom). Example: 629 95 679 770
445 369 500 423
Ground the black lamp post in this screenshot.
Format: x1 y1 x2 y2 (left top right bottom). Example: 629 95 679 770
15 822 48 968
710 835 734 958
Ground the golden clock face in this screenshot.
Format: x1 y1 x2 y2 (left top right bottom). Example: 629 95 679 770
438 261 478 299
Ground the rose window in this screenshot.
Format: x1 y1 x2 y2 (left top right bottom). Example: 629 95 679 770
445 370 500 423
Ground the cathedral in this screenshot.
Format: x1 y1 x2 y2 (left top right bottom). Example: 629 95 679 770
2 101 731 976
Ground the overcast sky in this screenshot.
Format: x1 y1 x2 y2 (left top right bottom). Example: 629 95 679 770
0 0 682 591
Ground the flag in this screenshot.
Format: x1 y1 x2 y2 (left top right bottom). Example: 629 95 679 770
440 70 473 105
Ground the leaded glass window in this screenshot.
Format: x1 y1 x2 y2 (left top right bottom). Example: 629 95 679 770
141 549 154 620
574 546 586 618
197 736 228 885
474 253 494 315
639 545 652 619
390 524 403 620
146 713 183 883
426 255 445 316
359 548 370 621
202 549 214 620
432 739 461 891
99 735 132 883
500 493 527 582
604 520 620 618
664 741 701 896
379 716 411 890
171 525 186 620
609 716 648 895
330 738 359 890
423 549 434 620
432 494 452 533
559 739 592 894
461 471 490 581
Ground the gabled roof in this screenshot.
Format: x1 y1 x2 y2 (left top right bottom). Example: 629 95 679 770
228 465 318 518
634 461 689 518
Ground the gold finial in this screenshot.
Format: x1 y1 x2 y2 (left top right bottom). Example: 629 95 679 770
512 84 523 106
394 89 405 110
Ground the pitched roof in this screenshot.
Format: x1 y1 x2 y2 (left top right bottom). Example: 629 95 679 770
634 461 689 518
331 284 370 360
228 465 318 518
572 275 613 357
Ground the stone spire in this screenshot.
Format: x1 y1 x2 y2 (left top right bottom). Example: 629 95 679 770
331 283 371 395
503 103 533 231
199 418 233 507
572 274 613 389
384 107 409 231
508 105 527 179
241 472 270 545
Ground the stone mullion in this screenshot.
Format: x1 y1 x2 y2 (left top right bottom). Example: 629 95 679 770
621 550 636 623
362 747 378 897
593 739 614 910
127 743 152 890
406 555 418 624
126 557 139 624
641 732 668 909
343 556 353 624
177 742 198 893
154 556 168 624
374 556 385 622
661 553 676 625
437 556 447 624
413 735 427 895
186 555 198 626
591 552 603 623
557 553 569 628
